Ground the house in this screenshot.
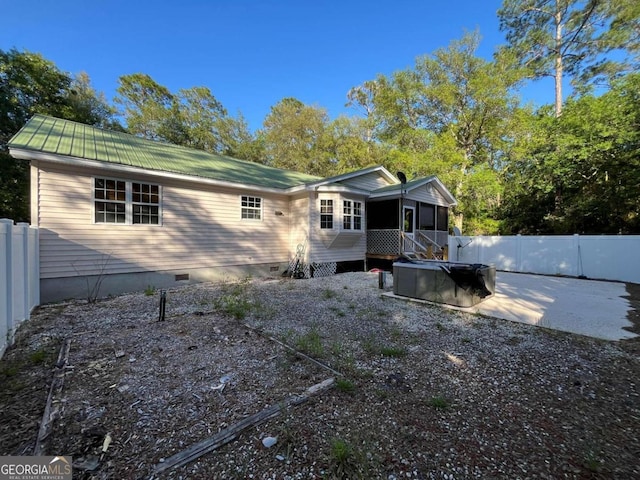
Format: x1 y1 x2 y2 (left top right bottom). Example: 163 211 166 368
8 115 456 302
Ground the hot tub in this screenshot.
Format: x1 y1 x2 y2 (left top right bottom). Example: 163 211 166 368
393 260 495 307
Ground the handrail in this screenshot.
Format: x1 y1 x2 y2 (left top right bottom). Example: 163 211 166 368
400 231 429 255
416 230 443 250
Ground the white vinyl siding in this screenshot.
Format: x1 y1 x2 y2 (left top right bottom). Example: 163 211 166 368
36 163 290 279
406 183 451 207
340 171 391 191
310 193 367 264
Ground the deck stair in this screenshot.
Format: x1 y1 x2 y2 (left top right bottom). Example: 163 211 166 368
401 231 447 260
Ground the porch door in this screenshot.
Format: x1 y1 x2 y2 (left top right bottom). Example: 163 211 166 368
402 206 415 252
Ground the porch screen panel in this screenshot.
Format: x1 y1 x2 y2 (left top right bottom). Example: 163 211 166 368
437 206 448 231
419 204 435 230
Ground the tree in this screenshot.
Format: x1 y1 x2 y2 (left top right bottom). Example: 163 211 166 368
66 72 118 128
500 73 640 233
115 76 260 159
114 73 174 140
323 115 386 173
352 31 519 233
0 49 115 221
498 0 640 117
260 98 331 175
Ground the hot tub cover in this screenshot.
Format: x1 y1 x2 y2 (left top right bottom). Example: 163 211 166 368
440 264 493 298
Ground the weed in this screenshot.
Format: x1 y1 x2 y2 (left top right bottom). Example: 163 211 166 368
213 294 252 320
380 346 407 358
336 378 356 394
295 329 324 357
389 326 403 340
330 438 353 463
329 306 346 317
0 363 20 377
461 337 472 343
327 438 369 478
221 276 252 296
330 342 343 357
212 278 255 320
583 450 603 473
375 388 390 400
321 288 338 299
506 336 522 346
429 396 450 410
144 285 156 296
435 322 445 332
362 336 380 355
29 348 48 365
253 302 276 321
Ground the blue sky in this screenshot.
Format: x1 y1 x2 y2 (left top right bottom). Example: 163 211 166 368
2 0 555 131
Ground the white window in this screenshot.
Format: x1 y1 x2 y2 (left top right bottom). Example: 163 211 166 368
320 199 333 229
94 178 160 225
343 200 363 230
241 196 262 220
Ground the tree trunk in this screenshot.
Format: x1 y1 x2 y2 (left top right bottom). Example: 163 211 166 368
554 2 563 117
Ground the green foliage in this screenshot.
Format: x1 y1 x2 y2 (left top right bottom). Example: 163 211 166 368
498 0 640 115
500 73 640 234
379 346 407 358
429 396 450 410
213 294 252 320
144 285 156 296
349 31 518 233
29 348 47 365
114 74 258 159
335 378 356 394
212 278 254 320
295 329 324 357
260 97 332 175
0 48 115 221
321 288 338 300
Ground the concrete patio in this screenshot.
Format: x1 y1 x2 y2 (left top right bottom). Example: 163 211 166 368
386 271 637 341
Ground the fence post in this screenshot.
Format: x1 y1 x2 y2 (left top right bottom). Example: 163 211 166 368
0 219 14 353
573 234 582 278
17 223 31 321
516 234 522 272
28 226 40 311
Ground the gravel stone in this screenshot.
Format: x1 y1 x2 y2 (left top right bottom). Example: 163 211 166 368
0 272 639 479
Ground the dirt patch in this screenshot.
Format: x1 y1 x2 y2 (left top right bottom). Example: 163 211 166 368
1 273 639 479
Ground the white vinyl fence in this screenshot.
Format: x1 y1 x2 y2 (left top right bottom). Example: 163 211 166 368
450 234 640 284
1 219 39 358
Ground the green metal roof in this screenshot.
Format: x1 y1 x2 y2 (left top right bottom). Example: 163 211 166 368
8 115 321 190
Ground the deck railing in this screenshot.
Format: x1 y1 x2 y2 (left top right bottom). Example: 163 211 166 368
366 229 448 259
366 229 401 255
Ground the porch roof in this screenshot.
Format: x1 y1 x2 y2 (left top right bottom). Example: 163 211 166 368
370 176 457 206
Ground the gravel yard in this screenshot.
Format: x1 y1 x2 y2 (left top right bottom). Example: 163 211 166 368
1 272 639 479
